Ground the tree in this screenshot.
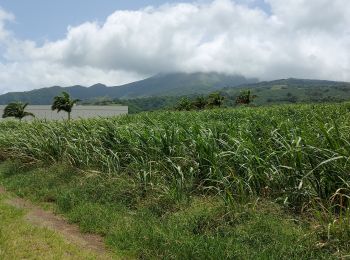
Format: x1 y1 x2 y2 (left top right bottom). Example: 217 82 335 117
2 102 35 121
192 96 207 110
51 92 80 120
207 92 225 108
175 97 192 111
235 90 257 105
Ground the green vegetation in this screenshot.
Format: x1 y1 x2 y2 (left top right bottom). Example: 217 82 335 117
2 102 34 121
87 95 181 114
235 90 257 105
192 96 207 110
0 163 335 259
87 78 350 114
207 92 225 108
225 78 350 105
0 103 350 258
174 97 193 111
51 91 80 120
1 74 350 113
0 73 255 105
0 193 103 259
174 92 226 111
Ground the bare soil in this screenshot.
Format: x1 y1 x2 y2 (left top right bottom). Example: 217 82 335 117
1 186 110 257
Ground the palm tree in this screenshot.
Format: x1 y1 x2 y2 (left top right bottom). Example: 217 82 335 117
207 92 225 108
192 96 207 110
2 102 35 121
236 90 257 105
51 92 80 120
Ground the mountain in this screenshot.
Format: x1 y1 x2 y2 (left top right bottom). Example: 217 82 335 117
86 78 350 114
0 72 258 105
114 72 257 98
222 78 350 105
1 74 349 107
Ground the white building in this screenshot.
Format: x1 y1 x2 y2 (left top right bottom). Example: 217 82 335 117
0 105 128 121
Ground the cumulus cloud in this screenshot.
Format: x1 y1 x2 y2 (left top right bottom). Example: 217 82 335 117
0 0 349 93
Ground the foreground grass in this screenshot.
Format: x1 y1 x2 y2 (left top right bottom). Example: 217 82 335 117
1 103 350 257
0 162 337 259
0 192 104 260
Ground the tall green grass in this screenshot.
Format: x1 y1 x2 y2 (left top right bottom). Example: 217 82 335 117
0 162 336 259
0 103 349 254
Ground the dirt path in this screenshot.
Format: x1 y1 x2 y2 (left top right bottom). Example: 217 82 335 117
0 186 111 257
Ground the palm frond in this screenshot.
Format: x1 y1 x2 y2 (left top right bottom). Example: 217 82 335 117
23 111 35 118
51 92 79 119
2 101 35 120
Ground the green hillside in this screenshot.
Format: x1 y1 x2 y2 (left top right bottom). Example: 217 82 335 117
224 78 350 105
85 78 350 113
114 72 257 98
0 73 256 105
1 75 350 111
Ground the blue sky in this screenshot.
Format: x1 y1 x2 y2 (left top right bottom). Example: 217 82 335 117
0 0 195 42
0 0 348 93
0 0 270 43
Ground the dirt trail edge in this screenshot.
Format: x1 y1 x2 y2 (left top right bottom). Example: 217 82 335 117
0 186 110 257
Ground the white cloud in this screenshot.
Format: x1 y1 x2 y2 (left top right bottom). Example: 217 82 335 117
0 61 142 94
0 0 350 93
268 0 350 32
0 7 14 42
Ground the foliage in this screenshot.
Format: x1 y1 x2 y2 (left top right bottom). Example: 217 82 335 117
0 163 336 259
0 103 350 256
88 84 350 114
51 92 80 120
235 90 257 105
207 92 225 108
2 102 35 121
174 97 193 111
86 96 181 114
175 92 225 111
192 96 207 110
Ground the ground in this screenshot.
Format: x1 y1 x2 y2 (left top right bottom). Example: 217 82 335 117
0 186 114 260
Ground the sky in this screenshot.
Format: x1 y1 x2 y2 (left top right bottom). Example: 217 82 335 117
0 0 349 93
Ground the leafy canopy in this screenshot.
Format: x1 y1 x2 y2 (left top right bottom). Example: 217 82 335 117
192 96 207 110
2 102 35 120
207 92 225 108
174 92 226 111
51 92 80 114
175 97 192 111
236 90 257 105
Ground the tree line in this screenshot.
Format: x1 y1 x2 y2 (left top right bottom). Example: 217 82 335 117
1 90 257 120
174 90 256 111
2 92 79 121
